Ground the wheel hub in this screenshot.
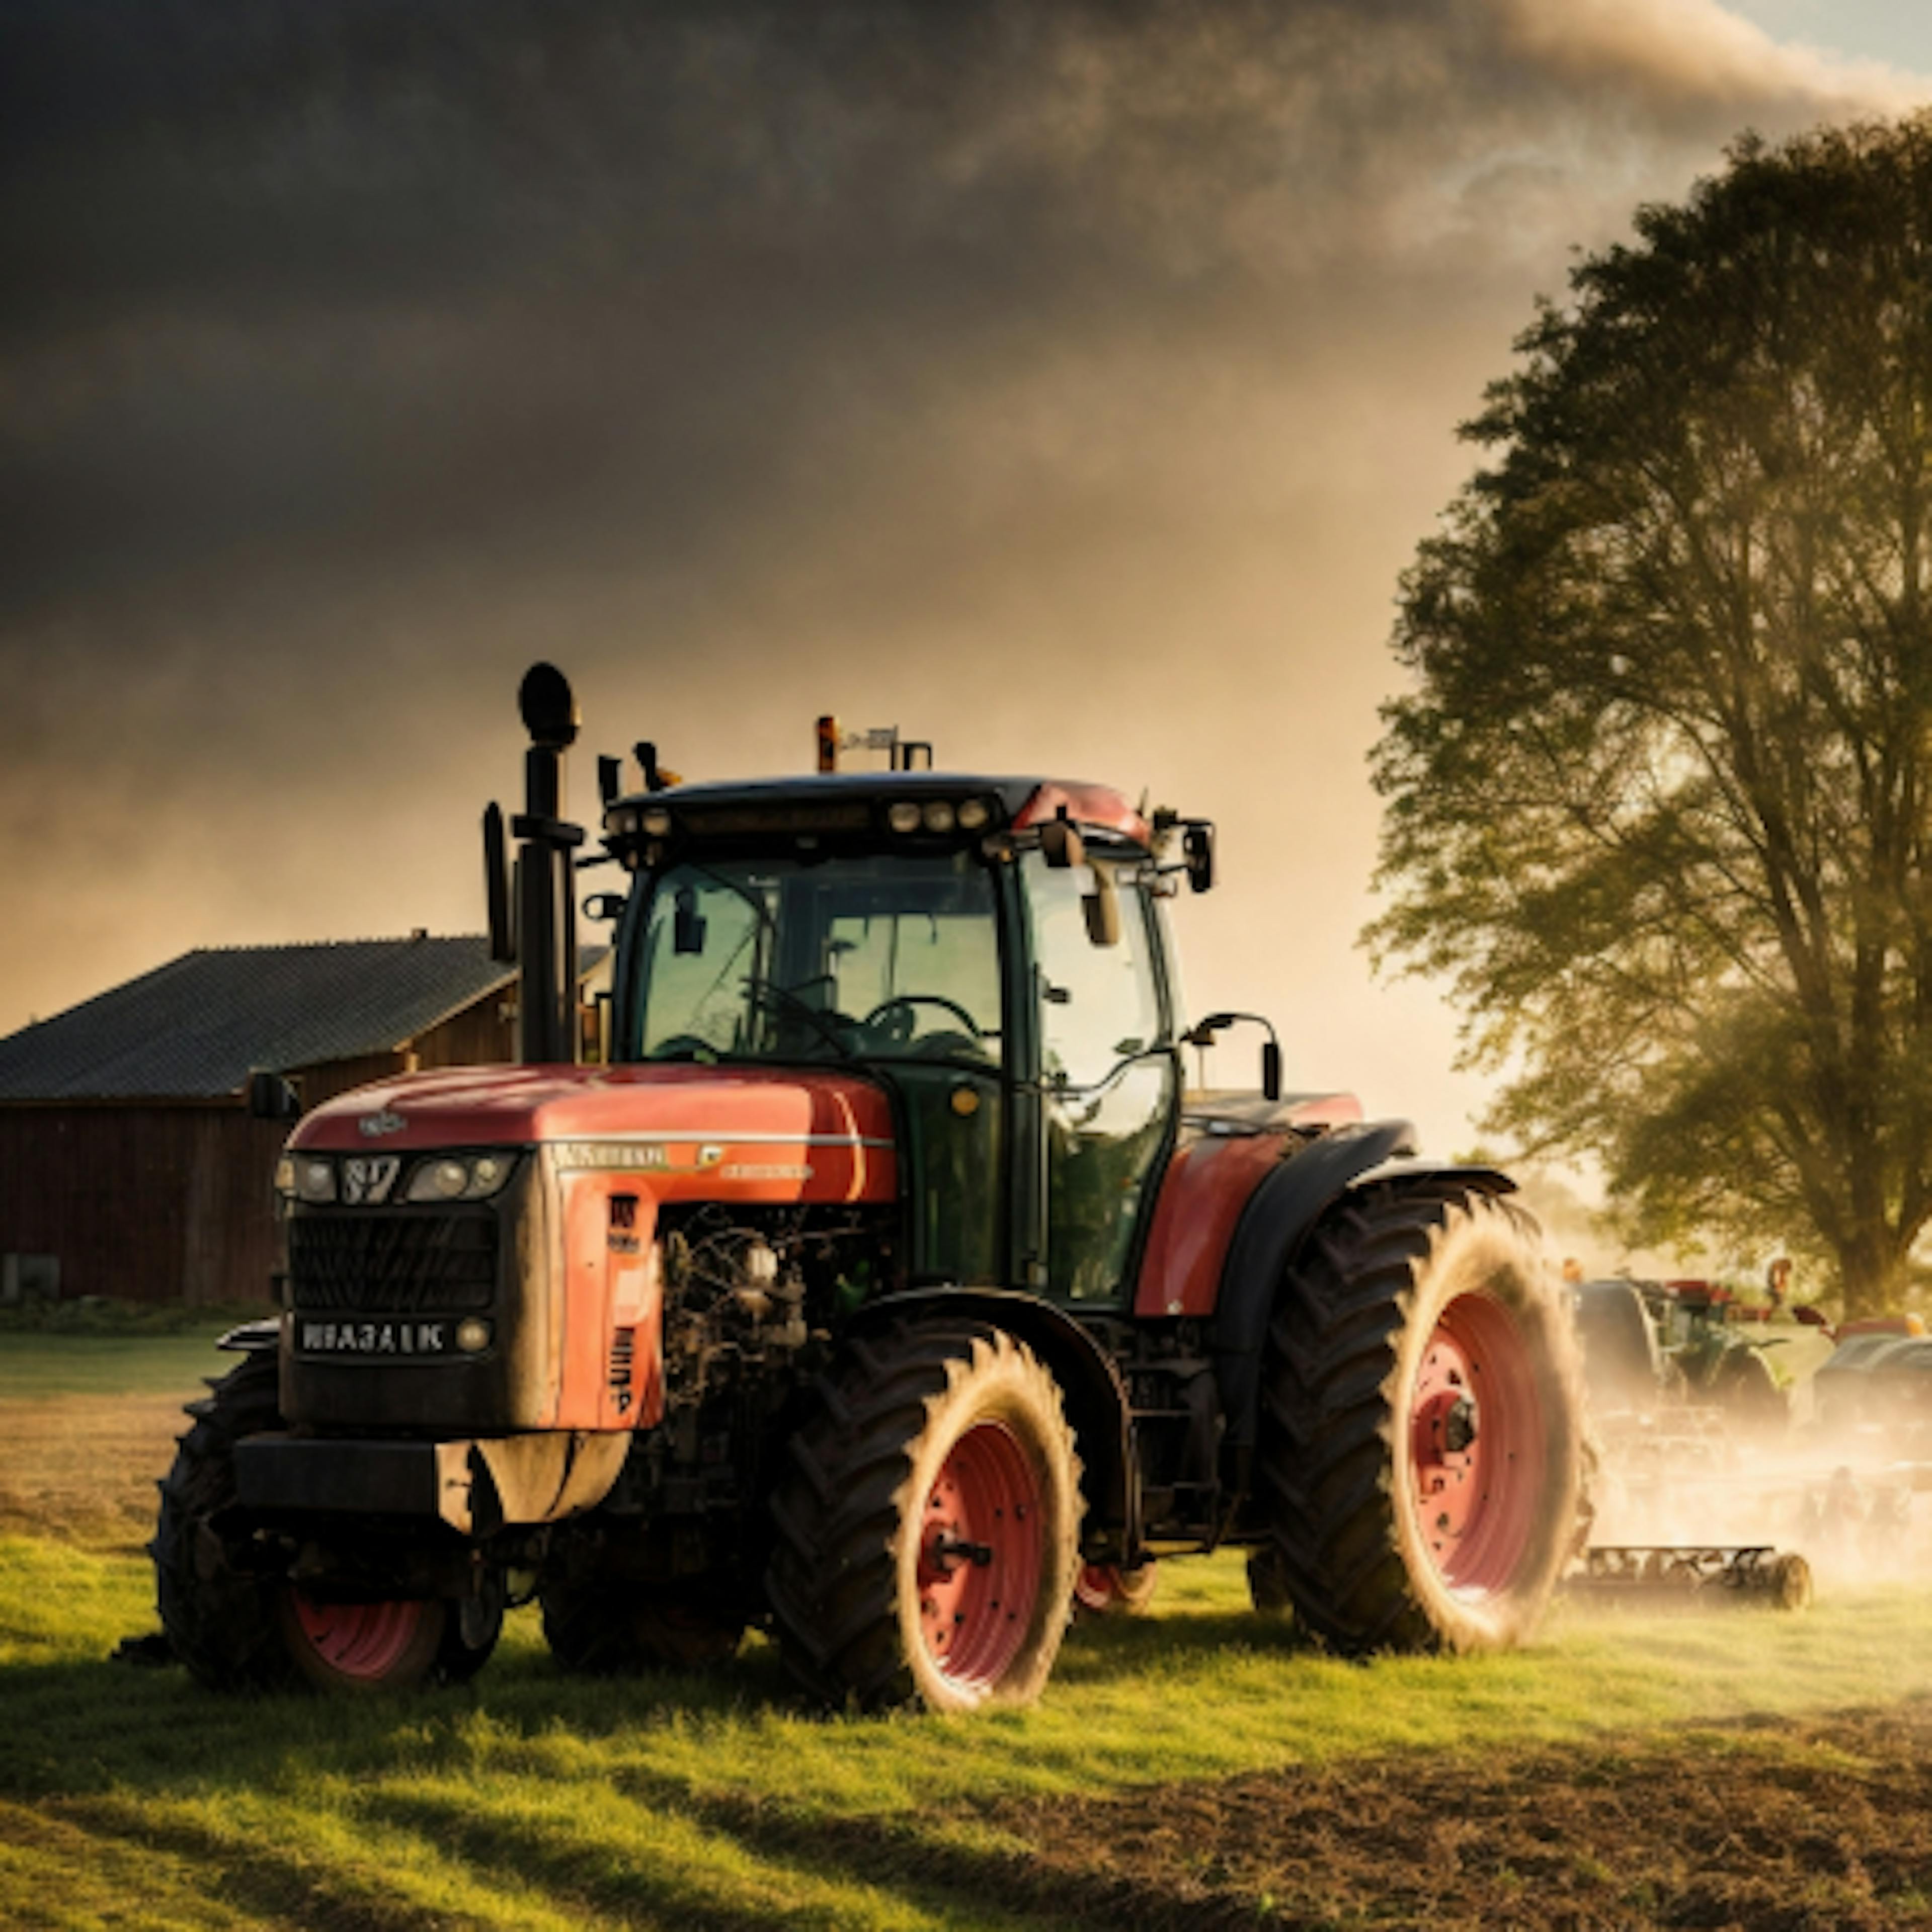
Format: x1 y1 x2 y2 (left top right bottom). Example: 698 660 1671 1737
913 1420 1042 1691
1407 1294 1543 1595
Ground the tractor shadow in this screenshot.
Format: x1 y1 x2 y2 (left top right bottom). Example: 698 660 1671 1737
1055 1601 1314 1682
4 1636 1218 1932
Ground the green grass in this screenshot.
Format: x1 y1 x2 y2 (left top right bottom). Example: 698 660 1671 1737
0 1322 263 1399
5 1328 1932 1928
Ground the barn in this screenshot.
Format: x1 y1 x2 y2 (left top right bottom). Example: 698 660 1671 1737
0 935 600 1308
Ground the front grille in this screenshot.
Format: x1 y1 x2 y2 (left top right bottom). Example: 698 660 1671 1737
288 1211 499 1313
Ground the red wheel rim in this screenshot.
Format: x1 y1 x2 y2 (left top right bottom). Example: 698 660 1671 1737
288 1592 428 1680
915 1420 1043 1692
1073 1563 1116 1613
1407 1293 1544 1595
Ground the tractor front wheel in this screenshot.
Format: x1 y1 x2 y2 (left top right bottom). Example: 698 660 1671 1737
1256 1182 1583 1653
765 1323 1082 1712
152 1348 295 1692
155 1347 502 1695
1073 1561 1158 1617
278 1590 448 1693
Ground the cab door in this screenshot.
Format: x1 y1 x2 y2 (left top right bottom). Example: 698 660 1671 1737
1022 852 1178 1304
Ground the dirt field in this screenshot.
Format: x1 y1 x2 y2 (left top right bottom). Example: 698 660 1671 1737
603 1700 1932 1930
965 1702 1932 1929
0 1391 186 1552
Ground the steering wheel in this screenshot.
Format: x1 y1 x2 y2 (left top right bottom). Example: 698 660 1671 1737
647 1034 721 1064
863 995 985 1046
747 979 857 1056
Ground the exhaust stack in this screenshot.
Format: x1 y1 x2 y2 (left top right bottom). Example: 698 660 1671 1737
507 662 583 1065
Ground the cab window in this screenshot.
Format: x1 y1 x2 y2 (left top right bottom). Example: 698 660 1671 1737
629 851 1001 1063
1024 852 1174 1302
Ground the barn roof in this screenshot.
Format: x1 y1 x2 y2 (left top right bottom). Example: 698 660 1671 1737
0 937 540 1100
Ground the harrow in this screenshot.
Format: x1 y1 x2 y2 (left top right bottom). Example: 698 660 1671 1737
1566 1544 1813 1610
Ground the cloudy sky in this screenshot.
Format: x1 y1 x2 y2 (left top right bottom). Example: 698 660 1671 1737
4 0 1927 1155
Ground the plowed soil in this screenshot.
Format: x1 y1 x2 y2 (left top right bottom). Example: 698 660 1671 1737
947 1700 1932 1930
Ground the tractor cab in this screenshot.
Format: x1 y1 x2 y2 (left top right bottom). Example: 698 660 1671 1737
599 769 1213 1306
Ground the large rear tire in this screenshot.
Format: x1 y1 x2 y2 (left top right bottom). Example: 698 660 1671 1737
1255 1182 1583 1654
765 1323 1082 1713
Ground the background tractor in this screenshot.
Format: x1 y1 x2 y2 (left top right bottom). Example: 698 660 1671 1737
153 665 1585 1711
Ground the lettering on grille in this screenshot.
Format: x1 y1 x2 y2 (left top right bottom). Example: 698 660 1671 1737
297 1318 452 1357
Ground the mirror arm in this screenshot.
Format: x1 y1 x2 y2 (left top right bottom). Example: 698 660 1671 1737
1182 1011 1282 1101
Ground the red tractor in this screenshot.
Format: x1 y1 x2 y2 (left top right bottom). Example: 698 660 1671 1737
153 666 1584 1711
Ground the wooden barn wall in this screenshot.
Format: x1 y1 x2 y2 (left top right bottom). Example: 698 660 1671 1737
290 993 515 1113
418 992 515 1069
296 1051 409 1112
0 988 531 1307
0 1104 289 1306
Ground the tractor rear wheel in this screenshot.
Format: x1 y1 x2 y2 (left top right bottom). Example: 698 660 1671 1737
765 1323 1081 1712
1256 1182 1583 1653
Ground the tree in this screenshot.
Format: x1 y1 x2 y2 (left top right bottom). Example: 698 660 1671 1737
1370 119 1932 1319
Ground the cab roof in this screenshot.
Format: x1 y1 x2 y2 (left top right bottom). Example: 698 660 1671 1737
611 771 1153 847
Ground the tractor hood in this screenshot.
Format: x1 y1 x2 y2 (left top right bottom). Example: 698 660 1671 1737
291 1061 897 1169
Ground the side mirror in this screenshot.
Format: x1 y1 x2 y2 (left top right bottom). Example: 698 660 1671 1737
673 888 707 956
1083 870 1121 947
247 1070 301 1120
584 892 626 922
1261 1039 1281 1102
1040 816 1086 869
1183 821 1215 894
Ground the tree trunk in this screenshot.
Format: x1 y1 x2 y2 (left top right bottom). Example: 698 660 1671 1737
1833 1223 1908 1323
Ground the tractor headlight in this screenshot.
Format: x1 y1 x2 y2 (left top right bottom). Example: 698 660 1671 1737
294 1157 337 1204
921 800 956 834
405 1153 516 1202
640 806 673 837
603 806 640 837
956 796 992 832
887 800 922 834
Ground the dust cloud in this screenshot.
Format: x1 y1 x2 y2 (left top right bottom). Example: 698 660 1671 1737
1571 1294 1932 1601
3 0 1924 1150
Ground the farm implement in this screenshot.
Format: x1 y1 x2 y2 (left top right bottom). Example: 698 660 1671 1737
1566 1544 1813 1609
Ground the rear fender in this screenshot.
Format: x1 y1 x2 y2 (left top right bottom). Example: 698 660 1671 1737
1211 1125 1515 1459
844 1287 1137 1555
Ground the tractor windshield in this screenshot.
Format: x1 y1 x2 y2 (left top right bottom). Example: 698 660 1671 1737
625 850 1003 1066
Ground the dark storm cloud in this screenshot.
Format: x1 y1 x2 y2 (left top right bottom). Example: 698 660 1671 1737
0 0 1917 1129
3 0 1893 631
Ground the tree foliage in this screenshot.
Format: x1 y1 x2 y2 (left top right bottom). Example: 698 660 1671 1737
1371 119 1932 1316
